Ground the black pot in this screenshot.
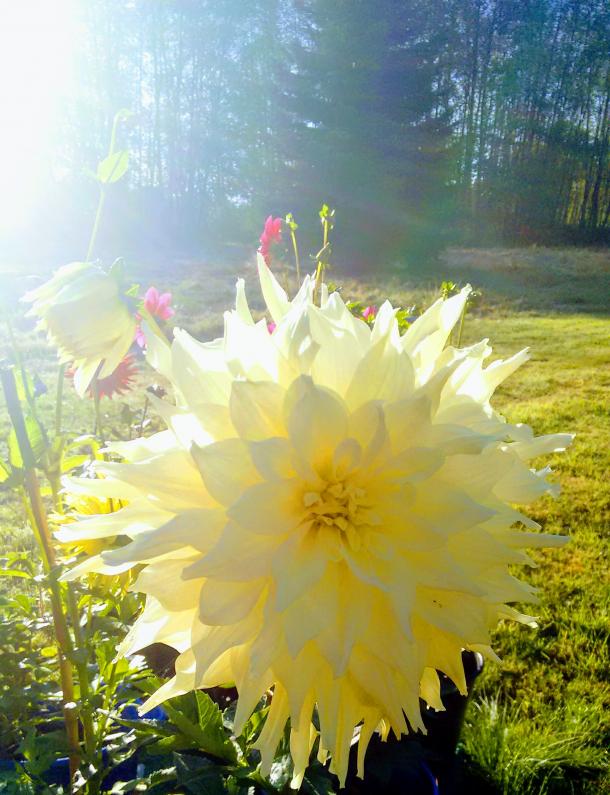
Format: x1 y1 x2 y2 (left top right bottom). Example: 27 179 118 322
343 650 484 794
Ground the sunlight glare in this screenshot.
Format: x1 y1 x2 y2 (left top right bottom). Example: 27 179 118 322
0 1 76 233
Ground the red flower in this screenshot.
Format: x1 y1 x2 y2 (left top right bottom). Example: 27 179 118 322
66 355 138 400
267 321 276 334
258 215 282 263
93 355 138 399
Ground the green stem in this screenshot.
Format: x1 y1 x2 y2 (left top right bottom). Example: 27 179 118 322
93 381 105 443
66 588 96 758
138 396 149 436
51 364 67 513
290 228 301 286
55 363 65 437
96 661 118 744
86 189 106 262
86 110 122 263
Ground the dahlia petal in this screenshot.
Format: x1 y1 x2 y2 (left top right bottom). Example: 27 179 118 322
143 320 173 379
235 278 254 325
257 253 290 323
419 667 444 711
273 526 328 612
172 331 232 405
230 380 285 440
227 479 301 535
254 684 290 776
192 438 260 506
249 438 295 481
133 560 203 611
186 521 281 581
511 433 574 460
55 501 170 542
199 578 267 625
286 377 348 472
345 331 414 411
94 450 212 510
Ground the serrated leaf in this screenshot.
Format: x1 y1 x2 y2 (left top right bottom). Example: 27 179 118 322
195 691 238 762
113 716 180 739
145 734 198 755
174 753 225 795
97 150 129 184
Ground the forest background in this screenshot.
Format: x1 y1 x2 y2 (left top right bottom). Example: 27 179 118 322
1 0 608 270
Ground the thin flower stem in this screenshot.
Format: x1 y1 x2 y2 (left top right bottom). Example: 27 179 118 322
290 228 301 286
138 396 149 436
93 382 105 444
85 110 122 263
51 364 67 513
86 189 106 262
55 363 65 437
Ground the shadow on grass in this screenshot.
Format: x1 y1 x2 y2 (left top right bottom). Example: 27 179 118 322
420 247 610 316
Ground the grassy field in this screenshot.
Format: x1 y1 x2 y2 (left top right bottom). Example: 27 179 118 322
1 246 609 793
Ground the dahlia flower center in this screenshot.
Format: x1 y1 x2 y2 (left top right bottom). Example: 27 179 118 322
302 478 377 553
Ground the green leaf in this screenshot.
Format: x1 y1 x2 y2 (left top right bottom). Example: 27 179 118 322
97 150 129 184
145 734 199 755
14 370 36 402
0 458 11 483
0 568 32 579
174 753 225 795
8 413 46 469
61 454 90 473
302 763 337 795
195 691 239 762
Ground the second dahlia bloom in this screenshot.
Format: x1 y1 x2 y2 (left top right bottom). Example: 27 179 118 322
62 256 571 787
24 262 136 397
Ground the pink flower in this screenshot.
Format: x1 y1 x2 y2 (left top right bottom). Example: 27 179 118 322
144 286 174 321
135 324 146 348
136 286 175 348
267 321 276 334
362 305 377 320
258 215 282 263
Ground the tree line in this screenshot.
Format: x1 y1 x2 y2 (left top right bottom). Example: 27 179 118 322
59 0 608 265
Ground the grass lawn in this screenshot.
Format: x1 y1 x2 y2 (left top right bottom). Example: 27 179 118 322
1 246 608 793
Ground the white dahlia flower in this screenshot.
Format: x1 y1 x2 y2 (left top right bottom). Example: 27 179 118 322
24 262 136 396
61 255 572 787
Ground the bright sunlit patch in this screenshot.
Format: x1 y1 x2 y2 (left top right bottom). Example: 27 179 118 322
0 1 76 231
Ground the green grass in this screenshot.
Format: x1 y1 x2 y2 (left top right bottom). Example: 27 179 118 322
1 246 609 792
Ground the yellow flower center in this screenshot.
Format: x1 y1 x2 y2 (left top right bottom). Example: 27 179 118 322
302 478 380 556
